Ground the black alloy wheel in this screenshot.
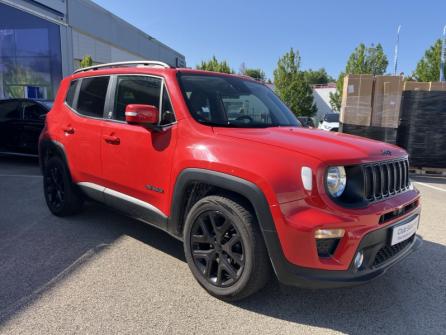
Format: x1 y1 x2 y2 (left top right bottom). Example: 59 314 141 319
45 163 65 211
43 156 83 216
190 210 245 287
184 195 271 301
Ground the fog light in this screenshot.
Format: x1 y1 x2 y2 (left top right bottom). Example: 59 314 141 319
314 228 345 239
353 251 364 269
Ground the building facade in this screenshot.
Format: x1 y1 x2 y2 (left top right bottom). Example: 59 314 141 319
0 0 186 100
312 84 337 122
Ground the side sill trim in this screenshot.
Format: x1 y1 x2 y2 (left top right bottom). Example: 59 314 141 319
77 182 168 230
78 182 105 192
103 187 166 218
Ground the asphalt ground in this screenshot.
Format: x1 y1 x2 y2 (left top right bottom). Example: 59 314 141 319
0 155 445 335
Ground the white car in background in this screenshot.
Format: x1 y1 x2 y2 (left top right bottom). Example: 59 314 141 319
319 113 339 131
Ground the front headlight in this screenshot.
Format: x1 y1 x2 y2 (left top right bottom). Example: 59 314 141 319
326 166 347 197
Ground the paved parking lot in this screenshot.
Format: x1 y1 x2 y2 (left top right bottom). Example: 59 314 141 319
0 155 445 335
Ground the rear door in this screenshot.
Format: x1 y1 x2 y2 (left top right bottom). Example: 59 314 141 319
0 100 23 153
61 76 109 184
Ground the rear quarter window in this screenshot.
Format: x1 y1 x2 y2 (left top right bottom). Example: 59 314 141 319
65 80 78 108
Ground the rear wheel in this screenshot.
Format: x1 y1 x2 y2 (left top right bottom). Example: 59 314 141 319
43 156 83 216
184 195 271 301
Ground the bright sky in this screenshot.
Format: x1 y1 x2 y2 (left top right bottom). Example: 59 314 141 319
93 0 446 80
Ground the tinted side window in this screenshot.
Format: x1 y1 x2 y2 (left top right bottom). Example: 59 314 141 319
65 80 78 108
23 102 47 121
77 77 109 118
0 100 21 120
114 76 161 121
161 86 175 125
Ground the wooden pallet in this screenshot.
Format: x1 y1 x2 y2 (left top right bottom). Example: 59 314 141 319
409 167 446 176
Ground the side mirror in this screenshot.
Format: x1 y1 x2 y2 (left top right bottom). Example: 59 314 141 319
125 104 159 125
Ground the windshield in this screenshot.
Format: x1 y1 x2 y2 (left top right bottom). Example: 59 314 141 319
178 73 300 128
323 113 339 123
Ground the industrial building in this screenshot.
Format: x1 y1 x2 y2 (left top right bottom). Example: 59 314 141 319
0 0 186 100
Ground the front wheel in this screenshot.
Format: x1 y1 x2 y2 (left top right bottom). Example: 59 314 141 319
183 195 271 301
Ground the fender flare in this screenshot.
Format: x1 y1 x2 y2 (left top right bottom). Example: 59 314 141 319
168 168 299 283
168 168 277 237
39 139 69 174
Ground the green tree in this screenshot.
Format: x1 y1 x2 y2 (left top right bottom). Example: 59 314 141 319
196 56 233 73
243 68 266 81
329 43 388 111
303 68 334 85
412 39 445 82
80 55 93 68
273 48 317 117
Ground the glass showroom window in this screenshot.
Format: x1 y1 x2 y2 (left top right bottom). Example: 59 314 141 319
0 3 62 100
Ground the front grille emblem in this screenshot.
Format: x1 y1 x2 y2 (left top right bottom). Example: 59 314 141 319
381 149 392 156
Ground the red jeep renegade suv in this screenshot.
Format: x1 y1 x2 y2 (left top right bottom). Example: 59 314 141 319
39 61 421 300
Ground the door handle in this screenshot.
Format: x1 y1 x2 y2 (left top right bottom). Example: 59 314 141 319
103 134 120 145
63 126 75 134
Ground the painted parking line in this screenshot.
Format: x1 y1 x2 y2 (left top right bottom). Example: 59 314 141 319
414 181 446 193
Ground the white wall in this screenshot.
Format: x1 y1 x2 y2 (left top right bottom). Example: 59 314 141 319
313 87 336 121
72 29 145 67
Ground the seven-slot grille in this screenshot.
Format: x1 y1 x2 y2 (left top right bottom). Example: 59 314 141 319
363 158 410 202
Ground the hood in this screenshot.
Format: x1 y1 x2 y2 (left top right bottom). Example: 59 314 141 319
213 127 406 164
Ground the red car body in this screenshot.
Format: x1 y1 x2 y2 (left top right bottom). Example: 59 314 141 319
40 64 421 289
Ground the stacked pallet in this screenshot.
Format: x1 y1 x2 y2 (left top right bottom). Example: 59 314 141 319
397 84 446 168
340 75 403 144
340 75 446 169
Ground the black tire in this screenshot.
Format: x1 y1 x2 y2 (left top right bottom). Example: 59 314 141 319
184 195 271 301
43 156 83 216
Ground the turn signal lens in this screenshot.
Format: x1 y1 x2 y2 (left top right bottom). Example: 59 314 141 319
301 166 313 191
314 228 345 239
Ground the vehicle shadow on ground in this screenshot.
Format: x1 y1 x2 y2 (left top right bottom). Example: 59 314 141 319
0 202 185 324
2 198 444 334
0 158 444 334
234 240 446 334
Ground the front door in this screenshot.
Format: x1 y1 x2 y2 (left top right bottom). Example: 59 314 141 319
101 75 177 216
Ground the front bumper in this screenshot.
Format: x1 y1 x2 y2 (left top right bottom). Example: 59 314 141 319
265 216 422 288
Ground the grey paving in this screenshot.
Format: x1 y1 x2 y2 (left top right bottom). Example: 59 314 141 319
0 156 445 335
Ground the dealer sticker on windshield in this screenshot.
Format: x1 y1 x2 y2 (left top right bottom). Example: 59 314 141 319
391 215 419 246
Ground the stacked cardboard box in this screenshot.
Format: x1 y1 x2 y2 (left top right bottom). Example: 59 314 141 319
429 82 446 91
340 74 401 144
341 75 404 129
403 81 446 91
340 74 374 126
403 81 431 91
371 75 404 128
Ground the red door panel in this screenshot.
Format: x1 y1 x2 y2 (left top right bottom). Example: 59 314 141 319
101 121 177 215
62 107 104 184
